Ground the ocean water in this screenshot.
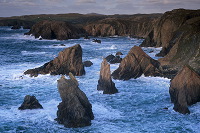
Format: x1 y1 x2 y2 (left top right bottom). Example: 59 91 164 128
0 27 199 133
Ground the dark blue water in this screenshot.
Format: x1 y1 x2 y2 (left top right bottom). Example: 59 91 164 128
0 27 199 133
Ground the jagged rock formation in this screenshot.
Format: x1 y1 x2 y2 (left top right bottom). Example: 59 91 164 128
83 61 93 67
169 66 200 114
112 46 161 80
24 44 85 77
141 9 200 77
18 95 43 110
56 73 94 128
25 20 81 40
97 59 118 94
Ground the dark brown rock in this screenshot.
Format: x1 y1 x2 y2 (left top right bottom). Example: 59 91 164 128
141 9 200 78
97 59 118 94
105 54 122 64
25 20 80 40
24 44 85 77
11 25 21 29
18 95 43 110
112 46 161 80
115 52 123 56
83 61 93 67
56 73 94 128
92 39 101 43
169 66 200 114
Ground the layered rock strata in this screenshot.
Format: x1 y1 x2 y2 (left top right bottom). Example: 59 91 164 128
112 46 161 80
141 9 200 77
24 44 85 77
56 73 94 128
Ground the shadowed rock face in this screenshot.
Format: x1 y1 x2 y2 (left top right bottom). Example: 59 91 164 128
18 95 43 110
56 73 94 128
24 44 85 77
112 46 161 80
169 66 200 114
97 59 118 94
141 9 200 77
25 20 80 40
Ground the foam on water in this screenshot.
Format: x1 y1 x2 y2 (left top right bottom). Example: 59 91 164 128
1 27 200 133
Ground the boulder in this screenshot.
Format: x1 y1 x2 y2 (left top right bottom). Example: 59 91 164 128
18 95 43 110
24 44 85 77
105 54 122 64
25 20 80 40
112 46 161 80
97 59 118 94
83 61 93 67
56 73 94 128
169 66 200 114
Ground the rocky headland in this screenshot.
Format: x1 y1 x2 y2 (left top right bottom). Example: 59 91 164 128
24 20 81 40
24 44 85 77
141 9 200 78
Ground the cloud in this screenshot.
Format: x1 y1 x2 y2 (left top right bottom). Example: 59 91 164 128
0 0 200 17
76 0 96 4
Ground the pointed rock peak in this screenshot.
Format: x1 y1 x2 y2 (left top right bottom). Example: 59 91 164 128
69 72 79 86
97 58 118 94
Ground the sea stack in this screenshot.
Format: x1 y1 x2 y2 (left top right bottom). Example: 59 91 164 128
24 44 85 77
97 58 118 94
56 73 94 128
18 95 43 110
169 66 200 114
112 46 161 80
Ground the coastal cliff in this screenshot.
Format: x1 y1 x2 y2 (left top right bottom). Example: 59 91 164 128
141 9 200 77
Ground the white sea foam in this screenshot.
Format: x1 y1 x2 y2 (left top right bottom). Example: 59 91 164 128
21 51 47 55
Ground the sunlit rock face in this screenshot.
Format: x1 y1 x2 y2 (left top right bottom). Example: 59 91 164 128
169 66 200 114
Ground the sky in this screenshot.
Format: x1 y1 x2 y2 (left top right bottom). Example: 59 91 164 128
0 0 200 17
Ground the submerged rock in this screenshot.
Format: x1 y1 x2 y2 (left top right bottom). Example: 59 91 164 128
169 66 200 114
97 59 118 94
18 95 43 110
56 73 94 128
24 44 85 77
112 46 161 80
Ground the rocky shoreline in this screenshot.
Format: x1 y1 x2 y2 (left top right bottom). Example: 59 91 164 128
7 8 200 128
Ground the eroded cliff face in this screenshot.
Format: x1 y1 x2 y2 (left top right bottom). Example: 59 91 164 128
25 20 81 40
141 9 200 76
84 14 161 38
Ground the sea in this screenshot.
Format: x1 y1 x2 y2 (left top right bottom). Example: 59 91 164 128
0 26 200 133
